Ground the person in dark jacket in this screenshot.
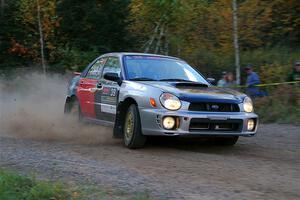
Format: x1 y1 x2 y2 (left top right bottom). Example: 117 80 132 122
245 65 261 98
288 61 300 82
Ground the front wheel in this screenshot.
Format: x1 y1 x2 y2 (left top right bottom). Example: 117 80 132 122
213 136 239 146
123 104 146 149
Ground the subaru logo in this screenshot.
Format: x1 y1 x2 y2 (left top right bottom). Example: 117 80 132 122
211 105 219 110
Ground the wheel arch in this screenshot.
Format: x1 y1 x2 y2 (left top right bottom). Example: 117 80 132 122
113 97 138 138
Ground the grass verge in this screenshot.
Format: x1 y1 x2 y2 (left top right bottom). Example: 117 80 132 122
255 85 300 124
0 169 151 200
0 170 71 200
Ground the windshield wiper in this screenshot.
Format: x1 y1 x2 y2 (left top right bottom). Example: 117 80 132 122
130 77 158 81
159 78 192 82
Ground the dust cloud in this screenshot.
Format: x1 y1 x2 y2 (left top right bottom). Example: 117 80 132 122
0 71 115 144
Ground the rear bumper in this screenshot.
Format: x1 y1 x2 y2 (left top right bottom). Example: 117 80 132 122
139 108 258 137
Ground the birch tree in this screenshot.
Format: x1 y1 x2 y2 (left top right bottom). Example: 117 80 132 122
232 0 240 85
19 0 59 73
36 0 46 74
129 0 181 55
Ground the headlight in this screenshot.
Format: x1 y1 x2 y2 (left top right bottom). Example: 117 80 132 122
160 93 181 111
243 97 253 113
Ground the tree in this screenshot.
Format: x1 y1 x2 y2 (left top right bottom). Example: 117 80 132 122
0 0 29 68
129 0 210 55
57 0 131 52
0 0 299 75
18 0 59 69
232 0 240 84
36 0 46 74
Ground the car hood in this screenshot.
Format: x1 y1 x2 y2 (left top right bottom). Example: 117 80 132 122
140 81 245 103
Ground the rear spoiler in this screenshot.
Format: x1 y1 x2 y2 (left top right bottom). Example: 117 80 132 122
73 72 81 76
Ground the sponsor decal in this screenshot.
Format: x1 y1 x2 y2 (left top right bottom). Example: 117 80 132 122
102 87 110 94
101 104 116 114
102 87 117 97
110 88 117 97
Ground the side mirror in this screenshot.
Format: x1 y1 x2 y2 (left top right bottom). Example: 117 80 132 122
206 77 215 84
104 72 122 85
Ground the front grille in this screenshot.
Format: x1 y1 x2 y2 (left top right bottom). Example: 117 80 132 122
189 118 243 132
189 102 239 112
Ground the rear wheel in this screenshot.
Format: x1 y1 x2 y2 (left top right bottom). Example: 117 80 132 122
123 104 146 149
213 136 239 146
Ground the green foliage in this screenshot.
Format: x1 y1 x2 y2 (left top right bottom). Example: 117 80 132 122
240 47 300 67
53 46 99 71
259 64 290 84
0 170 152 200
255 85 300 124
17 0 59 62
0 0 30 68
56 0 131 52
239 47 300 84
0 0 299 80
128 0 300 82
0 170 70 200
197 46 299 82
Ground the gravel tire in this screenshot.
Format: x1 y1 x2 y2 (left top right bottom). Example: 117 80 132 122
123 104 146 149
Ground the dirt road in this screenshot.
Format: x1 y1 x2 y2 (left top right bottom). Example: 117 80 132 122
0 124 299 200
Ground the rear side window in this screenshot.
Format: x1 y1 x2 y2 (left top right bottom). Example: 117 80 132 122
86 57 107 79
102 57 121 77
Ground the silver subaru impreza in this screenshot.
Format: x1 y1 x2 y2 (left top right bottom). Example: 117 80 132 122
65 52 258 148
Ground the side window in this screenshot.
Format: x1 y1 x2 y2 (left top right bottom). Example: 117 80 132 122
86 57 107 79
102 57 121 77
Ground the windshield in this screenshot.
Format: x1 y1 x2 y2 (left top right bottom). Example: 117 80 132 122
124 55 208 84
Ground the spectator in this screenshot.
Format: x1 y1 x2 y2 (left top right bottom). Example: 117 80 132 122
288 61 300 81
217 71 227 87
224 72 236 87
245 65 261 98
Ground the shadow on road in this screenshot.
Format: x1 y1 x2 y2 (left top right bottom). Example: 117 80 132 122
144 136 249 154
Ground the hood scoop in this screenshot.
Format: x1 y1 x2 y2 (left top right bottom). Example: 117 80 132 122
173 82 209 89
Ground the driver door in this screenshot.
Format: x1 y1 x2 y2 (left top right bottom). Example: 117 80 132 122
95 56 121 121
77 58 106 118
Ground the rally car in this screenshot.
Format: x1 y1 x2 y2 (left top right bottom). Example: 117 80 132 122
64 52 258 148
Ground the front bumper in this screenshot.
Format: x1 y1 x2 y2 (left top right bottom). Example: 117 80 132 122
139 108 258 137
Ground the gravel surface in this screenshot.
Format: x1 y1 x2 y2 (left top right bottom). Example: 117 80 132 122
0 124 299 200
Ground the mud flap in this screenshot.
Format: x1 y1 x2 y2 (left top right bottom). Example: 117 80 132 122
113 104 124 138
64 97 71 114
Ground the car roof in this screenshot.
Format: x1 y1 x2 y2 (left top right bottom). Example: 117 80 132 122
100 52 183 61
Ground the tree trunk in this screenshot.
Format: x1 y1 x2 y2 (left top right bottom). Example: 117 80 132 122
154 23 165 54
144 19 161 53
36 0 46 75
164 27 169 55
232 0 240 85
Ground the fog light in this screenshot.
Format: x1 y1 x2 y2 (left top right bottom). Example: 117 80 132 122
247 119 255 131
162 117 176 130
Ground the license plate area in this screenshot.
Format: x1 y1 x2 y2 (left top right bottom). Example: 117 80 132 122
189 118 243 132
